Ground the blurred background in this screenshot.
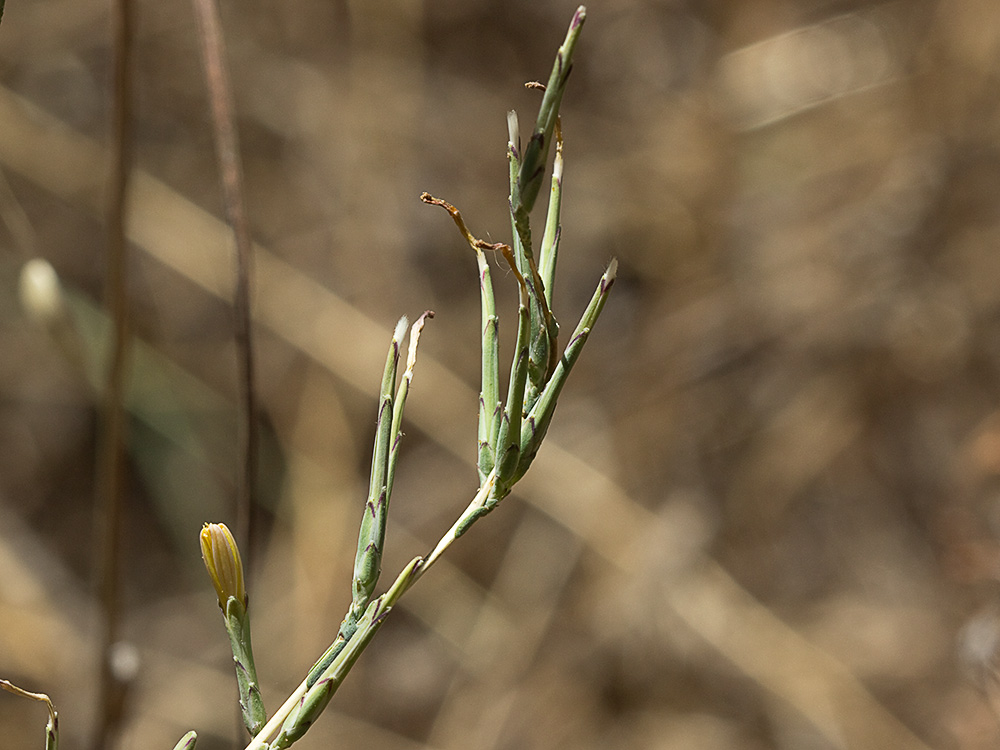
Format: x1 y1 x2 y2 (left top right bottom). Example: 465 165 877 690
2 0 1000 748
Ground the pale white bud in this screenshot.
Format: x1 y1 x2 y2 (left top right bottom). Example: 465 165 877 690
19 259 65 325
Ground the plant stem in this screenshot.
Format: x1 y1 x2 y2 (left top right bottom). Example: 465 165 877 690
191 0 258 567
92 0 134 743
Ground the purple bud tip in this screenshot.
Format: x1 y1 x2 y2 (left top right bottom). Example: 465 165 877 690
601 259 618 293
573 6 586 29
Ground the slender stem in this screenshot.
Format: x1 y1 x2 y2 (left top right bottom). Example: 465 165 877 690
191 0 257 564
244 680 309 750
92 0 133 744
414 468 497 582
1 680 59 750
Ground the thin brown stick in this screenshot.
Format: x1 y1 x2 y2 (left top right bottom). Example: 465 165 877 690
191 0 257 562
91 0 134 745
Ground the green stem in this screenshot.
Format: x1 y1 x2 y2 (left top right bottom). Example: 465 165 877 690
224 596 267 736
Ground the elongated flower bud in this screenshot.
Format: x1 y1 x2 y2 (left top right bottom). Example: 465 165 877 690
200 523 245 607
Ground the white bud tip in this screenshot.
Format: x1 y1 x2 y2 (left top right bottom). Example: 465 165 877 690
19 258 64 323
606 258 618 281
393 316 409 342
507 110 520 148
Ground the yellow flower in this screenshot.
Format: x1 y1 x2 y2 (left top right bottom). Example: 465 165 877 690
200 523 245 607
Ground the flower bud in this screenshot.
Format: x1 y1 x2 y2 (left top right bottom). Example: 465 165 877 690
200 522 245 607
19 259 65 325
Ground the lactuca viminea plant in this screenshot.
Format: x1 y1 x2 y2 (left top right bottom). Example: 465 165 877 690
190 7 613 750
